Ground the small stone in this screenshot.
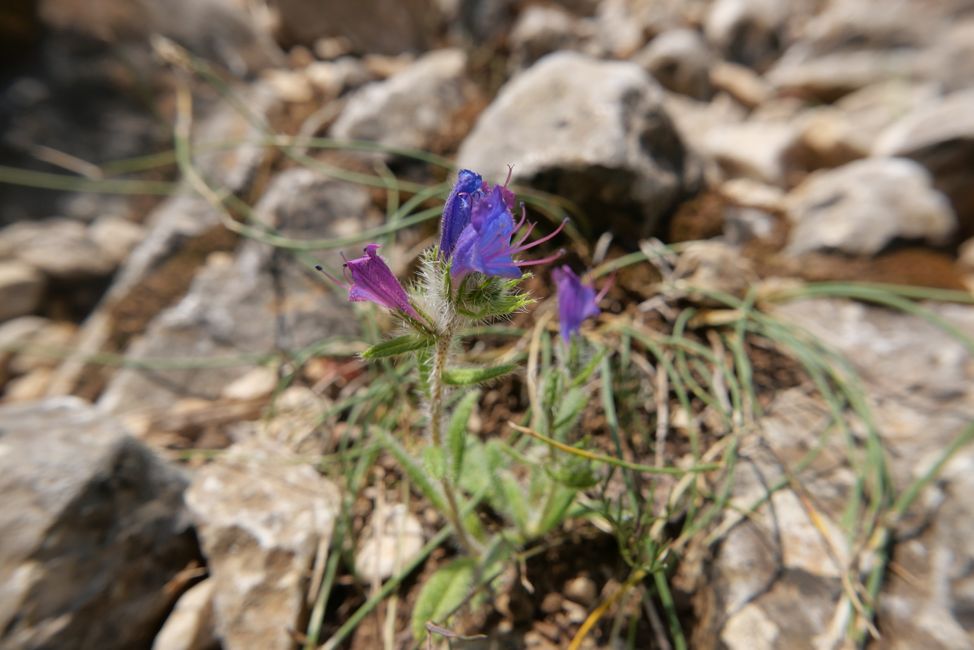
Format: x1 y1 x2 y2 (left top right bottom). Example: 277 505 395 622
88 215 145 266
256 386 326 451
709 61 771 109
0 218 116 277
704 0 792 69
509 5 591 71
263 68 313 103
8 320 76 375
636 28 714 100
563 575 597 606
0 261 44 322
767 49 923 102
540 592 563 614
354 503 425 583
672 240 757 304
221 366 279 401
785 157 956 256
562 599 588 624
700 121 799 186
720 178 785 212
151 578 217 650
3 367 53 401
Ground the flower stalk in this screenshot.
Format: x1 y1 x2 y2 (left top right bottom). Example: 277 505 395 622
428 326 478 557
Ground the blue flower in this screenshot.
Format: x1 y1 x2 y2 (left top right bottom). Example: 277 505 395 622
439 169 483 259
552 265 609 340
341 244 420 319
449 185 565 281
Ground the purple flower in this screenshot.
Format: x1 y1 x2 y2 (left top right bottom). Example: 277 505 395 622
552 265 610 340
450 185 566 281
439 169 483 258
341 244 420 319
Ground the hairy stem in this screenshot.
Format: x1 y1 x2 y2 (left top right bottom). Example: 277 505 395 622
429 330 478 557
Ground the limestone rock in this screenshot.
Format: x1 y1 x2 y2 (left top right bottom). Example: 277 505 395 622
0 261 44 322
151 579 218 650
709 60 771 108
185 437 341 650
700 120 799 186
330 49 475 153
767 49 924 102
873 89 974 235
704 0 794 70
784 158 955 256
509 5 592 71
0 218 115 278
88 215 146 266
636 28 714 100
0 397 197 650
458 51 691 240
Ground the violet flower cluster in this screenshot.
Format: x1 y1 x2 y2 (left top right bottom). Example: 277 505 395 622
333 169 569 336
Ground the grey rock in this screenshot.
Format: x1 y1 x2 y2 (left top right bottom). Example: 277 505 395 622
88 215 146 266
636 28 714 100
185 437 340 650
699 120 799 186
458 52 691 240
0 261 44 322
330 49 474 153
766 49 924 102
873 89 974 234
0 218 116 278
0 397 197 650
45 82 281 398
275 0 437 54
151 578 218 650
97 169 363 423
704 0 796 70
785 158 955 256
508 5 592 71
701 298 974 649
709 60 771 108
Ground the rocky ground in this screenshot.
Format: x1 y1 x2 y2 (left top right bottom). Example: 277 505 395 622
1 0 973 649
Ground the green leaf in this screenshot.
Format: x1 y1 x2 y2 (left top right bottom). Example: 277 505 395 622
374 428 446 512
447 390 480 481
444 363 517 386
362 334 433 359
456 438 491 496
553 387 589 439
535 483 578 537
411 558 477 642
423 446 446 481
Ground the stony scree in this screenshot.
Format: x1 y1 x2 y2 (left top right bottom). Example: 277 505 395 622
0 397 198 650
784 157 956 256
458 51 692 241
97 169 365 429
184 436 341 650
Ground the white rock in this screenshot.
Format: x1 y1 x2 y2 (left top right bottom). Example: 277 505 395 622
459 51 691 239
185 437 340 650
700 121 798 186
709 60 771 108
509 5 591 70
152 579 217 650
88 215 145 266
330 49 473 152
354 503 425 583
785 158 955 255
0 261 44 322
221 366 279 401
636 28 714 100
0 218 115 277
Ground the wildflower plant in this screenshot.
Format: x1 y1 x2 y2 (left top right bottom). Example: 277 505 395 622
329 169 566 558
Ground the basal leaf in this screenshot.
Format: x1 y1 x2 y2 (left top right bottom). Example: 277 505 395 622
411 558 477 642
444 363 517 386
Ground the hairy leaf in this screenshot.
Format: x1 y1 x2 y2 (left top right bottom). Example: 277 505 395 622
444 363 517 386
362 334 433 359
411 558 477 642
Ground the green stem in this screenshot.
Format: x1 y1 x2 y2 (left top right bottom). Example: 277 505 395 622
429 330 478 557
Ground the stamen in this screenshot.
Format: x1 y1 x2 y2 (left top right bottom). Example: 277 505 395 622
595 274 615 302
516 248 565 267
511 218 567 254
513 221 536 249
